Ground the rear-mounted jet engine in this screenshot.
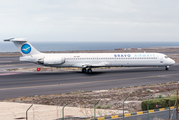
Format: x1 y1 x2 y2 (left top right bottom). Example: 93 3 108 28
38 57 65 65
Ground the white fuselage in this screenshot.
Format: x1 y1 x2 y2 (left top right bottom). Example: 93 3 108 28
4 38 175 72
20 52 175 68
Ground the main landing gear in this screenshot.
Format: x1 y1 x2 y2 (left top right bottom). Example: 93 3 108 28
165 66 169 70
82 68 86 73
87 69 92 74
82 68 92 74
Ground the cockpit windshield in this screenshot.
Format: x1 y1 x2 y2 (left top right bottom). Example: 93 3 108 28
165 56 169 58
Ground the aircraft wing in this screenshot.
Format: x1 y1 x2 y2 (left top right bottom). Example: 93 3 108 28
72 62 111 68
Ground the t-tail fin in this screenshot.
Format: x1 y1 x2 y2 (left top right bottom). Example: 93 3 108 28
4 38 41 56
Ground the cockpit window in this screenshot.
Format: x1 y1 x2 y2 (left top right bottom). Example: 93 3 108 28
165 56 169 58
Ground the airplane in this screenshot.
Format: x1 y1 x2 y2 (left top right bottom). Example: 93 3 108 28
4 38 175 73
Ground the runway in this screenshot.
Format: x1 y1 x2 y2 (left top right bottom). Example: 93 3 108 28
0 56 40 72
0 56 179 100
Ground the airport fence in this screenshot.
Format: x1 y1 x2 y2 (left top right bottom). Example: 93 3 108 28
3 90 177 120
2 89 179 120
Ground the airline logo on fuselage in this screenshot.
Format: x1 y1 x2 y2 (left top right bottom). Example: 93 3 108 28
114 54 156 57
114 54 131 57
134 54 156 57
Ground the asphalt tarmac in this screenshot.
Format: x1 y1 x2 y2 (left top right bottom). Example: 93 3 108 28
0 57 179 100
0 56 39 71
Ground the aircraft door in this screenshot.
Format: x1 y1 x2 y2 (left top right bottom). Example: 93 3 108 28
160 56 163 64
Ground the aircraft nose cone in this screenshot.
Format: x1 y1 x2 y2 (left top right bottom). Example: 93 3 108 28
171 59 175 65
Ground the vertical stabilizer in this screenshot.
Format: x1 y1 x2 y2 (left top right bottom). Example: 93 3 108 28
4 38 41 56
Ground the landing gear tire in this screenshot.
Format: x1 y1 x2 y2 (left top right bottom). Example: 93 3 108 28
82 68 86 73
87 69 92 74
165 66 169 70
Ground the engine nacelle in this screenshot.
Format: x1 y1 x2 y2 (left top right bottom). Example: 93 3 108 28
38 57 65 65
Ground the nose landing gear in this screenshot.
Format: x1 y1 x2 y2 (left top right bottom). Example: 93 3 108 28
165 66 169 70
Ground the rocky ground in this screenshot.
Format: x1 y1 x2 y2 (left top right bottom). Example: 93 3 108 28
3 82 179 113
168 54 179 63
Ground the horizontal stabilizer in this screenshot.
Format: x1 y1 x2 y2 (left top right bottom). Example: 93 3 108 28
4 38 27 42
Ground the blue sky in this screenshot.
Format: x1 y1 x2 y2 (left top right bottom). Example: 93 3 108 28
0 0 179 42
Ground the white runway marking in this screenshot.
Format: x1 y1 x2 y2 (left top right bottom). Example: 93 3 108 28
0 73 21 76
0 61 12 63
